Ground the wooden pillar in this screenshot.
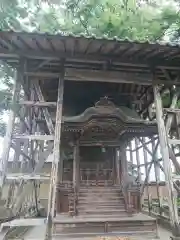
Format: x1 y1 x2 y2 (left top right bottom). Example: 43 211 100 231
73 143 80 188
116 148 121 185
0 62 23 190
120 143 128 179
46 70 64 239
154 85 180 236
142 137 151 214
129 141 133 176
152 136 161 215
135 138 141 183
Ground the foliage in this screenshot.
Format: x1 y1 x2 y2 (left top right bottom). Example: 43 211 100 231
0 0 180 135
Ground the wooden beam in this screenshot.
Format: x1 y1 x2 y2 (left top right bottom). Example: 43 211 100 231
34 82 55 135
46 69 64 238
25 68 180 85
1 40 180 69
153 84 180 235
13 135 54 141
152 136 161 215
169 139 180 145
135 138 141 182
6 173 50 181
34 142 53 173
142 137 151 214
18 101 57 107
73 142 80 188
25 69 152 85
0 62 22 189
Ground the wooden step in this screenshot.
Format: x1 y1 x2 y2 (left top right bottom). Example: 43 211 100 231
78 204 125 209
53 217 157 238
78 209 127 215
79 188 121 193
78 201 125 207
78 195 124 200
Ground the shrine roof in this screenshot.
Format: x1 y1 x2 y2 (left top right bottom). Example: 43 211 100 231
0 30 180 76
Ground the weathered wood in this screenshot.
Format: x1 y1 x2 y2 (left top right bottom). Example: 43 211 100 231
6 173 50 181
18 101 57 107
164 108 180 113
151 136 161 215
73 143 80 188
135 138 141 182
34 142 53 173
13 134 54 141
25 68 153 85
153 84 180 235
132 137 158 152
46 70 64 239
142 137 151 214
169 139 180 145
116 148 121 184
0 63 23 189
166 92 179 133
34 81 55 134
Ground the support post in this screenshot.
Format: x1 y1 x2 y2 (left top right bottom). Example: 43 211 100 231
142 137 151 215
154 84 180 238
152 136 161 215
116 147 121 185
0 62 23 190
129 142 133 176
73 142 80 188
135 138 141 183
46 70 64 239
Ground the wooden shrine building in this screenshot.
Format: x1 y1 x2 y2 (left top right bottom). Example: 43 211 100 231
0 31 180 239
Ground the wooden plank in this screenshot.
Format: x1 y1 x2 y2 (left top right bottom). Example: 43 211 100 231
165 92 179 133
116 147 121 184
46 70 64 239
73 143 79 187
34 142 53 173
0 63 22 188
18 101 57 107
6 173 50 181
142 137 151 214
151 136 161 215
164 108 180 113
135 138 141 182
13 135 54 141
153 84 180 233
169 139 180 145
34 82 55 135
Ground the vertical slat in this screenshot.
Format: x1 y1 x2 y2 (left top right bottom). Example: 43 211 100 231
116 147 121 184
135 138 141 182
0 62 23 189
46 71 64 239
129 142 133 176
151 136 161 215
73 143 80 187
153 84 180 235
142 137 151 214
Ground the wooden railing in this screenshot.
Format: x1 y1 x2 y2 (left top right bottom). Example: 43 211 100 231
121 175 140 213
68 186 78 216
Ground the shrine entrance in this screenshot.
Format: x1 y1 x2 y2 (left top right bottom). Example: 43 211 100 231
79 146 117 186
